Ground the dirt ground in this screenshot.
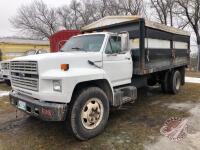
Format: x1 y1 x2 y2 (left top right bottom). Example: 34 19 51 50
0 80 200 150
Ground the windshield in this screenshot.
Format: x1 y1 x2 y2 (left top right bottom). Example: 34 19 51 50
61 34 105 52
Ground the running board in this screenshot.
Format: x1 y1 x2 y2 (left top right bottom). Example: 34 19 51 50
113 86 137 107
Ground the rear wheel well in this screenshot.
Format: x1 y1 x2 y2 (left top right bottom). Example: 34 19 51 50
147 66 186 85
71 80 113 105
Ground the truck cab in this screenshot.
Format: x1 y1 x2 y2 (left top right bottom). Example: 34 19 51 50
60 32 133 86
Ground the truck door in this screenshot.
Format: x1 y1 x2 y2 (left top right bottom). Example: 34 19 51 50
103 35 133 86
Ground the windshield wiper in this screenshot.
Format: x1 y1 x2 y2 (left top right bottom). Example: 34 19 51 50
71 47 88 52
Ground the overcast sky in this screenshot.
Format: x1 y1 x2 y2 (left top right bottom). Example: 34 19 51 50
0 0 71 37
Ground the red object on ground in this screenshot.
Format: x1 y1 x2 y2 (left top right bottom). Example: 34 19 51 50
49 30 80 52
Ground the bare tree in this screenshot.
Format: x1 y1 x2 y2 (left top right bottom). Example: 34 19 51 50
10 1 58 39
75 0 99 26
93 0 108 18
69 0 82 29
62 0 98 29
176 0 200 70
11 0 146 38
106 0 123 15
60 0 146 28
57 6 75 29
121 0 145 15
95 0 145 16
150 0 175 26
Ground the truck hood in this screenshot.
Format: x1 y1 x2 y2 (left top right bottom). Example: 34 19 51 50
13 52 101 61
12 52 103 72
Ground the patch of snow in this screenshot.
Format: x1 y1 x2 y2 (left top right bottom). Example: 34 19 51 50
144 103 200 150
185 77 200 84
163 102 195 111
0 91 9 97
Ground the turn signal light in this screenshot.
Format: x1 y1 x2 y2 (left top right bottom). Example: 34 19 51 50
61 64 69 71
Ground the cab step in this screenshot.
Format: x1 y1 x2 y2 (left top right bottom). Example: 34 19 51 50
113 86 137 107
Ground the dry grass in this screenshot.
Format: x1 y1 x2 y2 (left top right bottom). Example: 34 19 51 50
186 71 200 78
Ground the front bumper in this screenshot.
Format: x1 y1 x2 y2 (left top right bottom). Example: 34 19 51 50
9 91 68 121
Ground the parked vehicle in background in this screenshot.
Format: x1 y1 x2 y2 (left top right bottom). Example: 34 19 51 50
9 16 190 140
1 60 11 85
24 49 48 55
49 30 80 52
1 49 49 85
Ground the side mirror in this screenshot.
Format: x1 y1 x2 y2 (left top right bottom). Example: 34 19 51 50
119 32 129 52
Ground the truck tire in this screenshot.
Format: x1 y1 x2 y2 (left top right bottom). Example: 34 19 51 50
169 70 181 94
67 87 110 140
161 72 170 93
5 80 11 86
180 67 186 85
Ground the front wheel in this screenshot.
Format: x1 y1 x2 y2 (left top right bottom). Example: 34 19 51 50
4 79 11 86
67 87 110 140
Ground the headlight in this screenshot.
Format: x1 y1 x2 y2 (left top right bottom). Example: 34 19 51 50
53 80 62 92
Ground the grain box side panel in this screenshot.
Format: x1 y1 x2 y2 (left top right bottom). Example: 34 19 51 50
144 27 190 73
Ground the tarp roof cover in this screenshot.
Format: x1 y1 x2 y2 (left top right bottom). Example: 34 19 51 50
82 16 190 36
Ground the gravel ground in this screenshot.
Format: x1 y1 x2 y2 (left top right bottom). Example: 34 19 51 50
0 78 200 150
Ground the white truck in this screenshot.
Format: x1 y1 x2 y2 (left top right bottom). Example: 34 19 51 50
9 16 190 140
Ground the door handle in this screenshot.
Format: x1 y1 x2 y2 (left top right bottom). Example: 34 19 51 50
125 57 131 60
107 54 118 57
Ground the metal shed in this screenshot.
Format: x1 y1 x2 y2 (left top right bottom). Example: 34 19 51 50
0 38 50 61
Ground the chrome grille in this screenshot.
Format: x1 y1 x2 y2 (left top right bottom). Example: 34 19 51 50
10 61 38 74
10 61 39 91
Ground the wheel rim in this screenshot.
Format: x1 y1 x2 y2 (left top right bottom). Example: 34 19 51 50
81 98 104 130
175 75 181 90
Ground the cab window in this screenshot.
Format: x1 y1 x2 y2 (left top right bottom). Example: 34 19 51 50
105 36 121 54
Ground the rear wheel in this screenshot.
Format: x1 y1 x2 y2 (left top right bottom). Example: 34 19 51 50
161 72 170 93
67 87 109 140
169 70 181 94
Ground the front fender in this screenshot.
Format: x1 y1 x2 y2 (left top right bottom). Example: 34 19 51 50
40 68 113 103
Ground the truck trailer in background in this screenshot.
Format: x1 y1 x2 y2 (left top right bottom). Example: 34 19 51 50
49 30 80 52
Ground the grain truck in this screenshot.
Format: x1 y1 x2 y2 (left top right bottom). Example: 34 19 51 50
9 16 190 140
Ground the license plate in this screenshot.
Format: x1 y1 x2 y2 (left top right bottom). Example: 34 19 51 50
18 101 26 111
